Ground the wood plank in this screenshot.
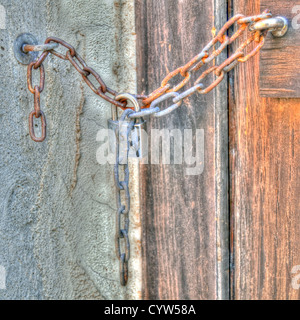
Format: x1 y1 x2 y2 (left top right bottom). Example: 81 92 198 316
259 0 300 98
230 0 300 300
135 0 229 299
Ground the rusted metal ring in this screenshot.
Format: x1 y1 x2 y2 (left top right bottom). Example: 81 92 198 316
194 65 218 85
82 66 107 93
28 110 46 143
198 71 225 94
115 93 141 113
237 36 264 63
27 62 45 93
120 254 128 286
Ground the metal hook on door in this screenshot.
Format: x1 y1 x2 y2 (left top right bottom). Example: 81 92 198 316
251 16 289 37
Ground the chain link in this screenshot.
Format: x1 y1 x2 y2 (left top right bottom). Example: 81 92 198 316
113 109 135 286
27 62 46 142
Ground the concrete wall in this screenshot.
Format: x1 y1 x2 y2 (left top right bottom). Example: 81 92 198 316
0 0 140 299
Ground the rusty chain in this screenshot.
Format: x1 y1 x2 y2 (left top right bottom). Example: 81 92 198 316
26 10 276 141
26 37 146 141
133 10 271 118
27 61 46 142
25 10 279 285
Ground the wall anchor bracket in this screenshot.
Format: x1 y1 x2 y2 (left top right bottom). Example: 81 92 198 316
14 33 39 65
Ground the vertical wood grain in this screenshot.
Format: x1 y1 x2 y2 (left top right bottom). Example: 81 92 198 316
230 0 300 300
135 0 229 300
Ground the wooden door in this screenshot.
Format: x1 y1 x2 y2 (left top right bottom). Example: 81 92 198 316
136 0 300 300
229 0 300 300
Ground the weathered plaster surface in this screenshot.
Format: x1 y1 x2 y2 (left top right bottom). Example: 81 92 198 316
0 0 139 299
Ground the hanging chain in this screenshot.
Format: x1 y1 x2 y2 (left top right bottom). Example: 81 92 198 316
113 109 135 286
27 62 47 142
